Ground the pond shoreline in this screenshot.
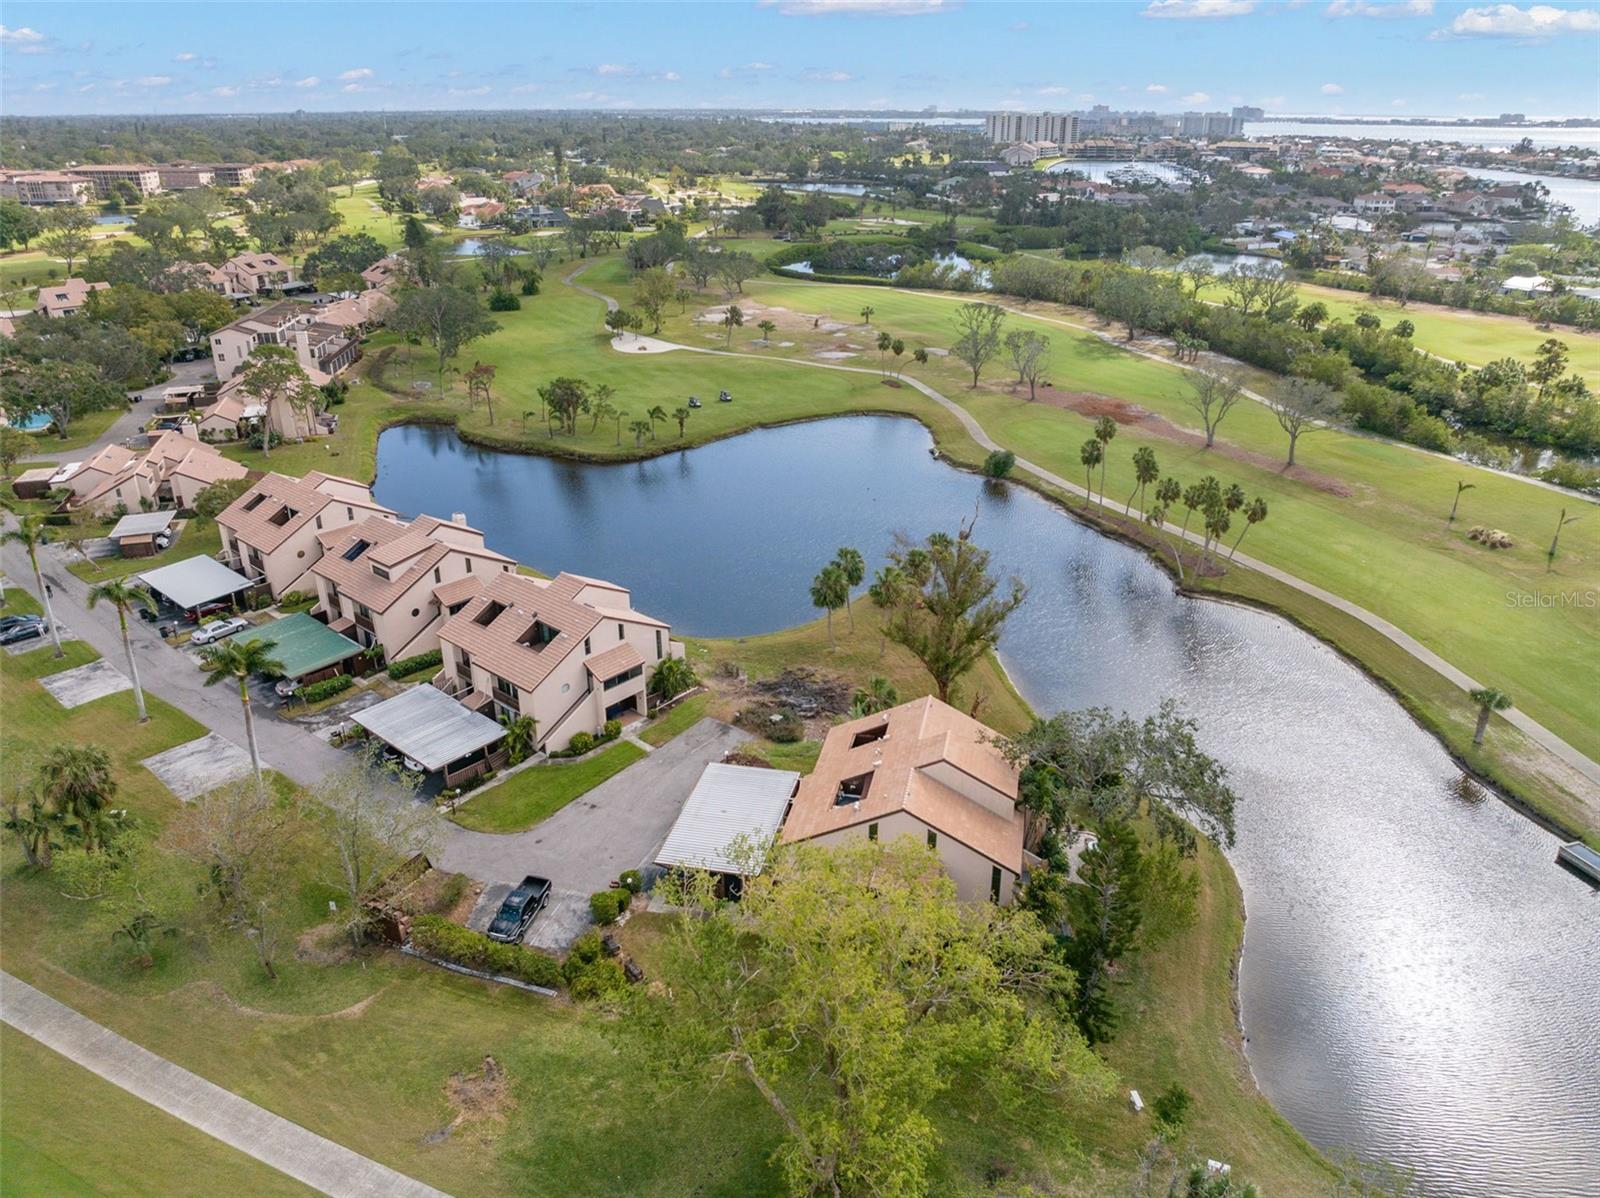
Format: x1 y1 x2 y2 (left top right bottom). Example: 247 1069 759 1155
362 402 1594 846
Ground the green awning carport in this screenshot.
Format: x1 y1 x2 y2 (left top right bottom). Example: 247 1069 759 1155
233 613 363 681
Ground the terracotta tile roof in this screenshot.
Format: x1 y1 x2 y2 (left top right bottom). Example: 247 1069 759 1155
80 443 138 476
585 642 643 681
782 696 1025 873
216 471 389 553
309 517 446 613
432 576 483 608
438 572 606 693
170 448 247 486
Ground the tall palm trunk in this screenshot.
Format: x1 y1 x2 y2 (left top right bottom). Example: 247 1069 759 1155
238 678 263 784
118 609 148 722
29 549 63 658
1473 708 1491 746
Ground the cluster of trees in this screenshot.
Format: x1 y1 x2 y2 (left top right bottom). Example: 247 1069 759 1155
515 374 687 448
82 284 234 363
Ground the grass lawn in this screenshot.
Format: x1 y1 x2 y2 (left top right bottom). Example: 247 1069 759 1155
1289 280 1600 388
0 1026 320 1198
23 405 127 453
638 693 710 747
448 740 649 834
66 520 223 584
328 182 405 250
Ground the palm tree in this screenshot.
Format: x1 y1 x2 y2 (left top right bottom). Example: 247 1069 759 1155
1093 416 1116 500
3 515 64 658
860 305 875 326
649 655 699 704
722 304 743 345
646 404 668 439
629 419 652 448
810 563 849 649
833 547 865 632
1229 497 1268 560
199 638 284 785
86 579 152 723
850 676 900 717
590 383 616 433
1079 439 1102 507
673 406 691 438
500 714 537 765
1128 446 1160 516
757 319 777 344
38 744 116 850
1468 687 1512 747
867 565 905 659
613 407 629 446
1448 479 1475 524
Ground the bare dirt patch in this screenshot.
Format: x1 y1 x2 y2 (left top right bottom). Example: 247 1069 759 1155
1030 385 1354 497
426 1055 514 1145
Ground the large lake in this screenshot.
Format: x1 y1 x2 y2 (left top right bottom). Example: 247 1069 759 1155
374 417 1599 1197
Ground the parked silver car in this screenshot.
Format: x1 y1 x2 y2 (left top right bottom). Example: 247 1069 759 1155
190 616 251 646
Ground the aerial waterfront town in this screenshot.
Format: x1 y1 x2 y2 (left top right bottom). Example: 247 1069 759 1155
0 4 1596 1198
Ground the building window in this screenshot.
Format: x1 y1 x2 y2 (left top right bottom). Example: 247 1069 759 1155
990 866 1002 903
655 629 663 658
850 724 887 749
465 559 472 573
519 619 560 648
617 622 625 641
603 664 643 691
926 830 937 849
584 636 591 655
868 822 878 841
835 773 872 806
371 564 390 580
433 566 441 583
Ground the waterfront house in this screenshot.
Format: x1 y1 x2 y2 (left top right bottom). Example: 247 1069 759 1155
436 570 679 752
34 277 109 319
216 471 396 597
308 512 517 662
781 696 1026 904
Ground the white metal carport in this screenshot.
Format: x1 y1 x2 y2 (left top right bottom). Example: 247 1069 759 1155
655 762 801 878
353 684 506 774
139 554 253 612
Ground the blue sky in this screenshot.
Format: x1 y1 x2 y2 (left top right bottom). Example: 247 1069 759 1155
2 1 1597 119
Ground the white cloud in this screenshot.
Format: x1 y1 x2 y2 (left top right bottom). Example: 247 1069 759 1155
449 85 492 97
1321 81 1345 94
212 86 240 97
1142 0 1256 18
718 61 776 78
136 75 173 87
760 0 955 15
293 75 320 88
1457 90 1487 100
0 24 50 52
1146 83 1169 93
338 67 374 81
800 68 853 82
595 63 633 76
653 70 682 81
1037 85 1072 96
342 83 368 94
1181 90 1212 103
174 51 198 61
510 83 542 94
77 82 95 93
1325 0 1433 16
1432 4 1600 38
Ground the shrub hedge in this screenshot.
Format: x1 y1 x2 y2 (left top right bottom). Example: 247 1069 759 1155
300 675 353 703
409 914 564 989
387 649 443 680
588 887 632 925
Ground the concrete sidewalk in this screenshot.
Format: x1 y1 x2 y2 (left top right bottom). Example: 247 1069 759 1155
0 971 452 1198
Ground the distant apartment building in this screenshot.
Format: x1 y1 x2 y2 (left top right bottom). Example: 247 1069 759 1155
156 163 216 190
68 164 164 197
208 163 259 188
0 170 95 206
209 301 359 383
1354 192 1398 215
985 111 1078 146
220 251 298 296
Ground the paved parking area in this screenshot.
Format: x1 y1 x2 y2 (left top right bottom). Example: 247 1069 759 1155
436 716 746 898
2 627 67 656
141 733 255 801
465 884 594 952
38 658 130 707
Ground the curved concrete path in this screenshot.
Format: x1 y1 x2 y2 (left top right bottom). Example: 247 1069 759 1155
566 263 1600 793
0 971 451 1198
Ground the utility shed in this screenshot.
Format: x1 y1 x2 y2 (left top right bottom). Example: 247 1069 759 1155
139 554 253 613
656 762 801 881
353 684 506 777
233 613 362 683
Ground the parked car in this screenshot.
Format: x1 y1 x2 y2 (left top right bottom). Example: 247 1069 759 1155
274 677 300 699
193 600 233 619
0 616 45 646
486 875 552 943
191 616 251 646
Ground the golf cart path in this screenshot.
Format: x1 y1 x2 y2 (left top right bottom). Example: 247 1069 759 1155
565 262 1600 794
0 971 451 1198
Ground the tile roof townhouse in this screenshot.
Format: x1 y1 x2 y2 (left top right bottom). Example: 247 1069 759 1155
220 252 298 296
216 471 396 597
315 288 395 333
781 696 1027 904
360 253 410 290
436 570 680 753
309 513 517 662
209 300 359 387
34 277 109 319
63 431 249 515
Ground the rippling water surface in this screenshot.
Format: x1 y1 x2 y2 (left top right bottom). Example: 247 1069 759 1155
376 417 1599 1197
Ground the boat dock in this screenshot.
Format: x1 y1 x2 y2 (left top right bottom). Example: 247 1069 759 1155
1556 841 1600 887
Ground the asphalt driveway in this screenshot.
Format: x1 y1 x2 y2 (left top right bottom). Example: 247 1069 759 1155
434 717 745 897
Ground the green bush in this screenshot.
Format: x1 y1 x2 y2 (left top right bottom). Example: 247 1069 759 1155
592 889 620 927
565 930 605 972
566 731 596 756
568 957 627 1000
602 718 622 742
300 675 353 703
277 590 311 609
1152 1083 1193 1131
409 914 563 988
982 449 1016 479
767 710 805 743
488 289 522 311
387 649 443 680
618 868 643 894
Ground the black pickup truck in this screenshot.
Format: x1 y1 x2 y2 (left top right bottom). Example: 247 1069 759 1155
486 876 552 943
